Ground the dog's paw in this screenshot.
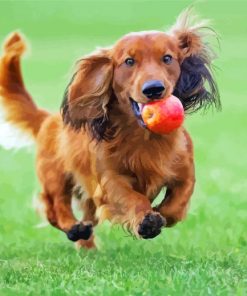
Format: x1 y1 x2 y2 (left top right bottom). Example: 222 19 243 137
66 222 93 242
138 213 166 239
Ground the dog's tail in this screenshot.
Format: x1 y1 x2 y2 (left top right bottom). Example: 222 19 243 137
0 32 49 149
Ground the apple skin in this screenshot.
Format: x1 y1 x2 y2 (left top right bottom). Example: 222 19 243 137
142 95 184 134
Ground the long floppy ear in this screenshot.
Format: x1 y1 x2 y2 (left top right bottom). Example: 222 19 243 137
170 9 221 112
61 48 113 140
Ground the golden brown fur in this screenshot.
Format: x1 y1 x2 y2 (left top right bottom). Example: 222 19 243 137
0 10 220 248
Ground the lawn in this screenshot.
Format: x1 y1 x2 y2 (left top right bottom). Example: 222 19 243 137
0 1 246 295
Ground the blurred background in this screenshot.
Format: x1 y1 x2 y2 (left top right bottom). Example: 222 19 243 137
0 1 246 295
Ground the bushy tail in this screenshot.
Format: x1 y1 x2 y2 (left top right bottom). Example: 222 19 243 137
0 32 49 149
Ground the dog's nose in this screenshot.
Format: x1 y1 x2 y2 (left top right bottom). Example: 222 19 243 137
142 80 165 100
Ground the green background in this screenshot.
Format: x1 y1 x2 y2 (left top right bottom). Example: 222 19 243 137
0 1 246 295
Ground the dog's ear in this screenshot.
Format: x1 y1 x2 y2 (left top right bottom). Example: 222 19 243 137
170 9 221 112
61 48 114 140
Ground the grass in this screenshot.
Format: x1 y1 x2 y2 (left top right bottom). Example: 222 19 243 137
0 1 246 295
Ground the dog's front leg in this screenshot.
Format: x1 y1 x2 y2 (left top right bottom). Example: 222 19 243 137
155 178 195 227
155 152 195 227
154 130 195 226
98 171 166 239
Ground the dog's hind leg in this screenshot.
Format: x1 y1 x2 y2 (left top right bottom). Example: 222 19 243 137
41 189 93 243
39 175 93 243
37 155 93 243
75 197 98 249
35 114 94 244
81 197 98 225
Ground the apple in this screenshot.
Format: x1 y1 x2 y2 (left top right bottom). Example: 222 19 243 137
142 95 184 134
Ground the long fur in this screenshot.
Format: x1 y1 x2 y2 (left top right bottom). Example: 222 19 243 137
170 8 221 112
173 55 220 112
0 32 48 149
61 49 113 141
0 9 220 247
0 105 34 149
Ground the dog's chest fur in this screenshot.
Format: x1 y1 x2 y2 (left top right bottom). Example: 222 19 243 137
104 127 186 199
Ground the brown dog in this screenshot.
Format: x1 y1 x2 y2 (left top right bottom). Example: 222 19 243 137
0 10 220 248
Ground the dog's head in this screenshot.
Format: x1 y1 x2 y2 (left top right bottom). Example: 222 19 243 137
62 9 220 140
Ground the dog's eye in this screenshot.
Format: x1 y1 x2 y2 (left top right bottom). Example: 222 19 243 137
162 55 173 65
125 58 135 66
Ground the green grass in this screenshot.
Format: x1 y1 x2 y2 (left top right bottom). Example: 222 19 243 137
0 1 246 295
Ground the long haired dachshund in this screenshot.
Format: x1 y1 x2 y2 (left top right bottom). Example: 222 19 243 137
0 10 220 248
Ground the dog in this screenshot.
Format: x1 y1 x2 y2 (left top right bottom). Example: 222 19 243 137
0 9 220 249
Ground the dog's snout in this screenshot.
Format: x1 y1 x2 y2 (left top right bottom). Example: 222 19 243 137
142 80 165 100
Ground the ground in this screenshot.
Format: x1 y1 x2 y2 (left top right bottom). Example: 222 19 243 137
0 1 246 295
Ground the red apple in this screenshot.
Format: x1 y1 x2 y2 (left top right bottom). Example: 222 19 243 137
142 95 184 134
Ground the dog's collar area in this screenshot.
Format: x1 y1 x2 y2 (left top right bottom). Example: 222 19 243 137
129 97 147 129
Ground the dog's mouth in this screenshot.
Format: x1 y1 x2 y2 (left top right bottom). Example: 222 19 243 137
129 97 147 128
